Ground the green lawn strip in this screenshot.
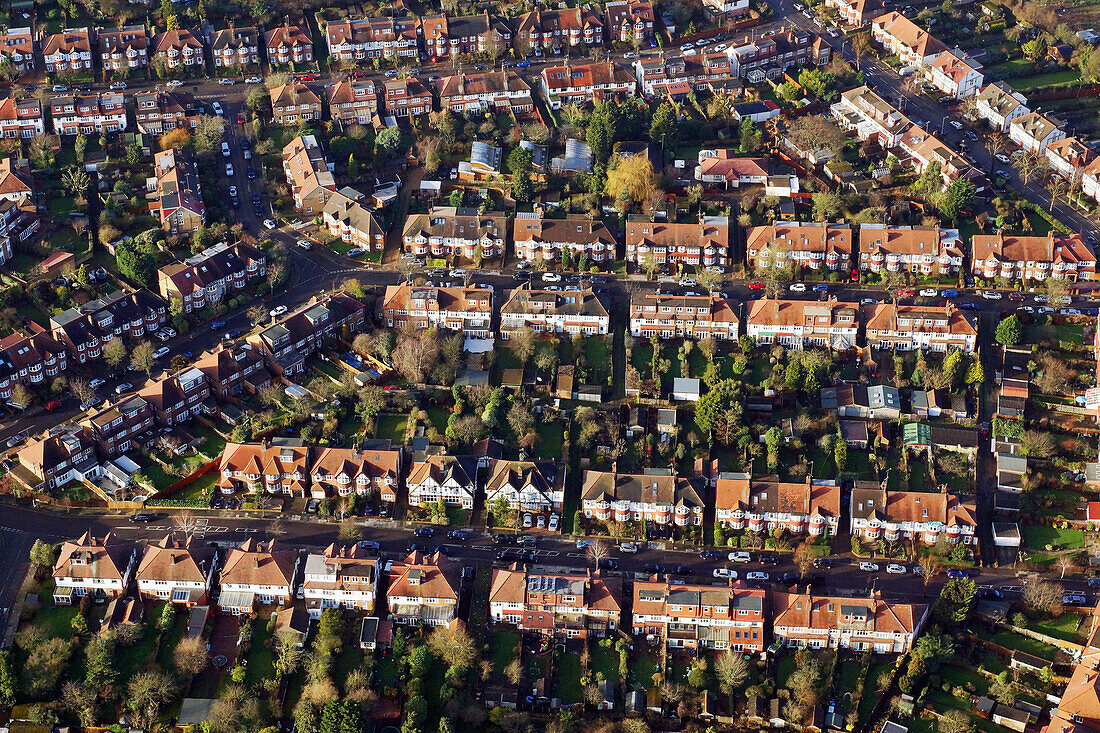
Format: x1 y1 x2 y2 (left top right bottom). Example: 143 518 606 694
631 645 660 689
858 662 893 725
555 651 584 704
835 659 862 711
584 337 611 377
1010 69 1081 91
1033 613 1086 643
142 461 177 492
982 650 1007 674
941 664 991 695
243 621 276 688
118 605 164 684
310 357 343 380
776 654 796 687
426 407 450 435
33 603 80 640
977 627 1057 661
492 630 520 674
375 413 408 444
535 421 565 460
168 471 216 503
155 612 188 672
332 642 361 687
1021 524 1085 550
591 641 621 684
193 425 227 457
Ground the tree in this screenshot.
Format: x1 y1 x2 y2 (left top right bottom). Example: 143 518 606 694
338 518 361 543
0 651 15 708
510 327 537 364
851 33 872 69
995 315 1022 346
787 116 847 156
451 414 487 445
649 101 678 148
506 401 534 440
427 622 477 672
61 166 90 201
985 134 1006 174
1020 429 1056 457
8 383 31 410
376 126 402 155
1014 150 1048 186
912 161 943 199
939 178 975 221
714 649 750 693
392 328 439 384
130 340 156 376
965 360 985 386
1023 35 1048 63
192 115 226 153
61 681 97 728
605 155 657 214
128 670 176 729
29 539 58 569
1023 578 1062 617
275 631 303 677
586 540 610 570
174 635 210 676
794 542 815 578
811 191 843 221
115 241 156 286
1081 47 1100 83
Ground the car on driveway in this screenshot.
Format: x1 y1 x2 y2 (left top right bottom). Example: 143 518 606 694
246 76 262 84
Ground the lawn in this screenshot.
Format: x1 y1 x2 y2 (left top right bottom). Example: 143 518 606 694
1010 69 1081 91
978 627 1058 660
858 662 893 726
631 645 661 689
118 605 164 683
310 358 343 381
591 641 621 683
492 630 520 674
1022 525 1085 550
555 651 584 704
332 643 360 686
193 425 227 457
156 611 188 672
584 337 611 377
1033 613 1086 643
32 603 80 640
836 659 862 711
426 407 450 435
375 413 408 445
167 471 216 504
777 654 796 687
243 621 276 687
536 420 565 460
142 461 177 492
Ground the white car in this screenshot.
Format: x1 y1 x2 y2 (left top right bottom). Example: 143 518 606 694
548 514 559 532
678 277 697 287
859 298 877 305
789 283 806 292
263 219 277 230
51 84 69 92
859 562 880 572
706 266 725 274
713 43 728 52
793 2 805 8
713 568 738 579
166 79 184 88
270 305 288 318
982 290 1003 300
995 153 1011 164
887 563 907 574
225 163 234 177
542 272 561 283
728 551 751 563
624 52 639 59
115 382 133 394
109 81 127 90
297 239 312 250
949 120 963 130
211 101 224 116
245 76 262 84
152 346 170 360
746 571 769 581
919 288 938 297
450 269 468 277
619 542 638 553
221 141 231 158
218 78 235 85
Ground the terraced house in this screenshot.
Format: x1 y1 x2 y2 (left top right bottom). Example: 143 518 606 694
402 206 508 260
134 90 202 134
746 221 854 273
301 543 379 617
624 215 730 268
324 16 419 61
971 232 1097 282
500 285 609 339
157 241 266 312
379 284 494 341
858 224 964 276
0 325 67 400
863 302 977 352
49 289 167 363
490 567 622 638
850 487 978 545
714 474 842 537
50 92 127 135
581 470 704 527
771 591 929 652
246 292 366 376
0 97 45 139
746 297 860 350
632 580 766 651
628 291 740 340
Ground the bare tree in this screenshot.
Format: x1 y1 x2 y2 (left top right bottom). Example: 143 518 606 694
70 377 95 406
174 635 210 676
1014 150 1048 186
173 511 199 538
586 539 610 570
129 340 157 377
794 542 816 579
985 134 1006 174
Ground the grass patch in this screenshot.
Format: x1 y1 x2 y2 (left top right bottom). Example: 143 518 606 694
193 425 227 457
167 471 216 504
156 611 188 672
535 420 565 460
631 645 660 689
1033 613 1086 643
555 651 584 704
32 603 79 640
777 654 796 687
591 640 621 683
1010 69 1081 91
978 627 1058 660
836 660 862 711
310 357 343 380
426 407 450 435
1022 525 1084 550
492 630 519 674
118 603 164 683
858 662 893 725
375 413 408 444
243 620 276 687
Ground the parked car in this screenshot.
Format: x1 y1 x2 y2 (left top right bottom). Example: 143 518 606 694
982 290 1003 300
89 378 106 389
940 289 958 297
217 78 235 85
225 163 234 177
789 283 806 292
886 563 907 574
269 305 288 318
542 272 562 283
245 76 262 84
115 382 133 394
859 562 880 572
297 239 312 250
758 554 779 565
413 527 435 538
447 529 469 541
45 399 62 410
728 551 751 563
575 539 592 549
713 568 738 579
748 281 764 290
946 569 969 579
746 571 769 581
678 277 697 287
812 283 829 292
129 512 155 522
619 542 639 553
152 346 170 359
699 550 723 560
211 102 224 115
357 540 380 551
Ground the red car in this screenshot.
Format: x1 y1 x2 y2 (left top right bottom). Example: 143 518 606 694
1008 292 1025 301
748 281 764 290
45 399 62 410
237 112 246 124
298 73 317 81
896 288 915 298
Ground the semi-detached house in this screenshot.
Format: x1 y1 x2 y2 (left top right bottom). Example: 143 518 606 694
0 27 35 71
321 188 385 252
301 543 379 618
633 580 766 651
746 297 859 350
714 473 841 537
387 550 461 627
540 61 637 109
864 302 977 352
408 454 476 509
0 325 68 400
98 25 148 72
309 447 402 500
265 22 314 65
0 97 45 139
831 85 912 147
49 289 167 364
971 232 1097 282
512 213 617 264
436 71 533 115
926 48 984 99
42 27 93 73
82 394 154 456
482 459 564 514
378 284 493 342
772 591 928 652
1008 111 1065 154
850 487 978 545
325 17 419 61
327 78 378 125
859 224 964 276
52 532 138 605
624 215 730 268
402 206 508 260
50 92 126 135
490 566 622 638
870 12 946 66
247 292 366 376
135 535 218 606
512 7 604 56
218 539 300 614
628 291 740 340
500 286 609 339
974 82 1029 132
152 29 205 69
158 241 265 312
15 426 99 492
137 366 213 427
581 470 704 527
746 221 853 273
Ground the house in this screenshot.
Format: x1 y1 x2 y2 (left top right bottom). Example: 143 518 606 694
42 27 93 73
672 377 701 402
300 543 379 617
386 550 462 627
211 26 260 69
192 343 271 399
490 566 621 638
746 297 859 351
772 591 929 652
1010 650 1051 673
49 289 168 364
324 17 419 62
863 302 977 352
402 206 508 261
378 284 493 343
732 100 781 123
0 326 69 401
746 221 853 274
0 27 35 71
151 148 205 233
926 48 984 99
512 7 605 56
624 215 730 268
408 455 475 508
327 78 379 125
1045 137 1095 180
728 29 829 80
1008 111 1065 154
702 0 751 22
218 539 300 614
822 384 901 419
483 459 564 515
270 83 321 125
137 366 213 427
695 150 770 189
512 213 617 265
50 92 127 135
831 85 913 147
247 292 366 376
581 470 704 527
321 188 385 252
0 97 46 139
605 0 656 44
265 22 313 65
309 446 401 499
135 535 218 606
971 232 1096 282
81 394 154 456
897 125 980 190
134 90 202 134
499 285 609 339
824 0 884 26
870 12 946 66
850 487 978 545
459 141 503 180
419 13 511 58
382 77 432 117
974 82 1029 132
633 55 693 98
282 134 336 214
714 473 841 537
0 158 31 203
52 532 138 605
217 440 312 496
98 25 149 72
158 241 266 312
539 61 637 109
628 290 740 340
436 71 534 116
1081 156 1100 204
840 420 869 448
632 579 766 651
859 224 965 276
152 28 206 70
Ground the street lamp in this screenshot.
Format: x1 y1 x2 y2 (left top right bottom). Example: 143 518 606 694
939 114 949 135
